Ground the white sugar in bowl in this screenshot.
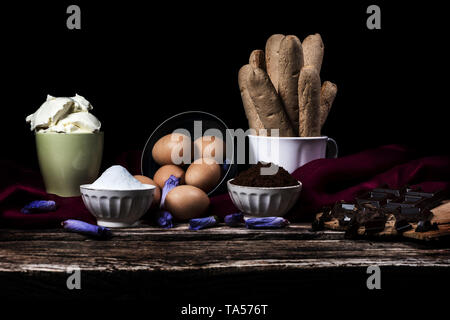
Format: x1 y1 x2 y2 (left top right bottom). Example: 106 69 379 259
80 184 156 227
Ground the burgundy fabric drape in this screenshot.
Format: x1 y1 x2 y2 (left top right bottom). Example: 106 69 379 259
2 145 450 228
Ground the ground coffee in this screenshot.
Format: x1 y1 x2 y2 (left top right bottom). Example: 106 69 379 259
231 162 299 187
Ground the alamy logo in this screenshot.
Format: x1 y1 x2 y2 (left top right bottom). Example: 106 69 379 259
66 266 81 289
66 5 81 30
366 265 381 289
366 5 381 30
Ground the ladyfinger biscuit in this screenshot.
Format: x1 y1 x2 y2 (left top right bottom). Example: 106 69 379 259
319 81 337 128
238 64 265 134
298 66 321 137
302 34 324 73
246 66 295 137
278 35 303 135
249 49 266 70
265 34 285 91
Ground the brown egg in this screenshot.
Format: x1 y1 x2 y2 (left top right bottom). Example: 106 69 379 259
193 135 225 161
185 158 221 193
165 185 210 220
153 165 185 189
152 133 192 166
134 175 161 207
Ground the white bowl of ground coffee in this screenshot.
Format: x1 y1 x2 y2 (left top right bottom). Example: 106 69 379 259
227 162 302 217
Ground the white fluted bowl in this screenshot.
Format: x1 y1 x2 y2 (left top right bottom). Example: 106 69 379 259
227 179 302 217
80 184 156 228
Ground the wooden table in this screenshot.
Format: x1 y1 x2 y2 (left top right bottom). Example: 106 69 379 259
0 223 449 307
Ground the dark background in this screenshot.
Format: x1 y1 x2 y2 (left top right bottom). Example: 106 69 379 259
1 1 448 312
2 1 448 171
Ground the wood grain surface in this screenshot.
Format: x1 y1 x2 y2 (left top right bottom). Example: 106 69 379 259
0 223 448 301
0 223 448 273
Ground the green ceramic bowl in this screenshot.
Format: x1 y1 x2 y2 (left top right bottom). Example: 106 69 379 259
35 132 104 197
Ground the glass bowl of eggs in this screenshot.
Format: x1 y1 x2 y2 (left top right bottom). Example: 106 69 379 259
140 111 237 221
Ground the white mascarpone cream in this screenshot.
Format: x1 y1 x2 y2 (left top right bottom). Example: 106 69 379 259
26 94 101 133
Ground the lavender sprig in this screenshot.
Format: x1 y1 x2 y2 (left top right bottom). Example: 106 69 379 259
224 212 245 227
156 210 173 229
189 216 219 230
62 219 112 239
153 175 180 229
21 200 56 214
245 217 290 229
160 175 180 209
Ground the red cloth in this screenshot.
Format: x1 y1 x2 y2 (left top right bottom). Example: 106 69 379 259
0 161 96 228
210 145 450 221
2 145 450 228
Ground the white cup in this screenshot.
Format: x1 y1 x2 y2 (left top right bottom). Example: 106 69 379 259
248 135 338 173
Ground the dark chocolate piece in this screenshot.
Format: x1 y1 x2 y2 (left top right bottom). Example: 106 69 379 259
356 188 400 208
341 204 356 211
406 191 436 198
363 216 387 234
331 202 357 216
356 193 387 208
311 219 324 231
395 219 412 233
356 198 385 208
415 220 439 233
312 207 333 231
344 219 360 239
314 186 445 237
394 208 433 223
372 188 404 197
338 214 353 227
384 197 424 210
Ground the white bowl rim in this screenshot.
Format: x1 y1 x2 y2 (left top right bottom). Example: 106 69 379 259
227 178 302 190
248 134 328 140
80 184 156 191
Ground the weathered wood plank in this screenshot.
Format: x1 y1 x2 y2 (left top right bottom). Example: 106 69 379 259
0 238 448 273
0 223 343 241
0 223 448 277
0 223 448 302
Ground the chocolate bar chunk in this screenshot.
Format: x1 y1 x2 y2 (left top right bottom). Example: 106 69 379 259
311 219 324 231
338 214 353 227
315 185 446 237
415 220 439 233
372 188 404 197
344 220 360 239
395 219 412 233
312 207 333 231
364 218 387 234
356 192 389 208
395 208 433 223
330 202 357 219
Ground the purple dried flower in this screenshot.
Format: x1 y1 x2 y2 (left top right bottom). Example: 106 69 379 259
150 175 180 229
156 210 173 229
189 216 219 230
62 219 112 239
21 200 56 214
245 217 289 229
160 175 181 208
224 212 245 227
